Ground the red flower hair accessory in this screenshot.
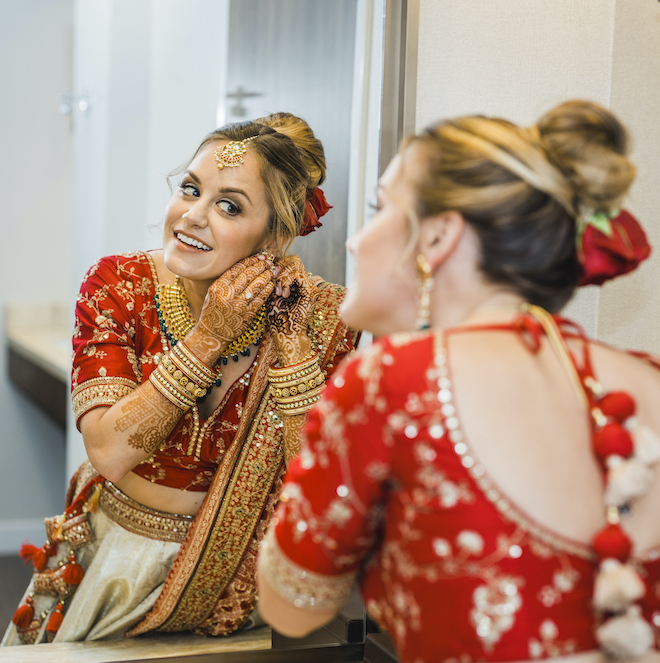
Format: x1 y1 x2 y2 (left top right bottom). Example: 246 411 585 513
300 187 332 236
577 209 651 286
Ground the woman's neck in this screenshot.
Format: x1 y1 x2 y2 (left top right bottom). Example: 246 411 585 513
179 277 213 320
430 283 527 331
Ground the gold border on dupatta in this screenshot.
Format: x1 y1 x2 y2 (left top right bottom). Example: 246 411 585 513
127 281 353 635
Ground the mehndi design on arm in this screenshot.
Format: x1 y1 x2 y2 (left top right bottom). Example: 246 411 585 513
115 388 182 454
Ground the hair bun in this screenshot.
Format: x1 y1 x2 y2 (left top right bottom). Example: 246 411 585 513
256 112 326 190
537 100 636 213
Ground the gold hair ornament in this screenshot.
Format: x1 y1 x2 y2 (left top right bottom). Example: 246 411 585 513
214 136 258 169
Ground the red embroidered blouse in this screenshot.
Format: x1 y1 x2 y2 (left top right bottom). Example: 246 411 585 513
265 324 660 662
71 252 353 492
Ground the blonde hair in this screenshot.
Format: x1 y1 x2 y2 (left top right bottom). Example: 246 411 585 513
405 100 636 311
174 113 326 254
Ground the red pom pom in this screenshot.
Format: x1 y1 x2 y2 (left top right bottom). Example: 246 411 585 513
599 392 636 422
12 601 34 629
44 541 58 557
62 561 84 585
46 604 64 634
593 422 634 461
19 543 38 564
592 523 632 561
32 547 48 572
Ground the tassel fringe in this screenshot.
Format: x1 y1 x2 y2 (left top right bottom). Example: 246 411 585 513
628 419 660 465
593 559 645 612
604 455 654 507
595 606 654 660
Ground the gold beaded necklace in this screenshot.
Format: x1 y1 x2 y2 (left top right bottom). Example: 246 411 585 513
155 276 266 364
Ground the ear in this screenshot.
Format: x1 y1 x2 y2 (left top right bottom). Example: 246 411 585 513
260 236 284 258
418 210 465 271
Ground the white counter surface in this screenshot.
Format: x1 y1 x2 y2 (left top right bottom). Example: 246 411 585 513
5 303 71 383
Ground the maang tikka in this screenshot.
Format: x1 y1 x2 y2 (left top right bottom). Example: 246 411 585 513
215 136 257 169
415 254 434 331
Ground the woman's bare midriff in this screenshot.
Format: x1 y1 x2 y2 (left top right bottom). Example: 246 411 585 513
115 471 206 516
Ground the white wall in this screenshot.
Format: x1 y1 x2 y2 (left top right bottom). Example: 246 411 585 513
597 1 660 352
67 0 231 478
0 0 72 551
415 0 660 350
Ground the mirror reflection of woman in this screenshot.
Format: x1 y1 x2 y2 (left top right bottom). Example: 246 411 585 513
258 101 660 663
3 112 359 645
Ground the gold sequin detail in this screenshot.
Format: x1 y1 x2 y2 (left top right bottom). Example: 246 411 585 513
99 481 192 543
260 528 356 611
72 377 138 423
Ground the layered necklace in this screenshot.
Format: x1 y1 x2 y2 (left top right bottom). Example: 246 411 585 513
155 276 266 385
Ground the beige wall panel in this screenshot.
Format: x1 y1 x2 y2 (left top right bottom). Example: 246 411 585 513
597 1 660 353
415 0 620 336
415 0 615 128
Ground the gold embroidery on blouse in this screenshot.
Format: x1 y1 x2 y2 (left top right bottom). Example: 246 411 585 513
537 559 580 608
260 528 356 611
470 573 523 653
528 619 578 658
72 376 138 422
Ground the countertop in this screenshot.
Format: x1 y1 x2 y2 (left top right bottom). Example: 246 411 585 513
5 303 71 383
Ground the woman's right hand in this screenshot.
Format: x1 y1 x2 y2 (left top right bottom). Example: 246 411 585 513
185 254 275 365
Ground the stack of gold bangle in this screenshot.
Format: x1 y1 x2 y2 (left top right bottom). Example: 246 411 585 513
149 342 221 411
268 353 325 416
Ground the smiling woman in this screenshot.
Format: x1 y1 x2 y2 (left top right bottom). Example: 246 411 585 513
2 113 359 646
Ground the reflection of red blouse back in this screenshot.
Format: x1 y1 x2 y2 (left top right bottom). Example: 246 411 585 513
272 330 660 662
71 252 251 491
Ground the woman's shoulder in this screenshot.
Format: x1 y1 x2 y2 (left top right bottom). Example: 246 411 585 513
81 251 158 288
588 338 660 388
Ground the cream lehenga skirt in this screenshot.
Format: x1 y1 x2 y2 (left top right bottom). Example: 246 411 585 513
2 482 191 645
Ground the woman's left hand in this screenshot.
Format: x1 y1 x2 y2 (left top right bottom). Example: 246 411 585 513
268 256 319 366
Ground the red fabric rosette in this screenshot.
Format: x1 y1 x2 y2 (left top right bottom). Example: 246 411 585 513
300 187 332 236
577 209 651 286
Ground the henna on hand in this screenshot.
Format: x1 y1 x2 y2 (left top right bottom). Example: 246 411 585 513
268 256 318 365
114 386 182 455
186 255 275 364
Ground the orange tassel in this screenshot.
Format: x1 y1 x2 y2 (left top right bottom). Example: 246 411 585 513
44 541 58 557
32 547 48 571
46 603 65 635
62 561 84 585
12 598 34 629
19 543 38 564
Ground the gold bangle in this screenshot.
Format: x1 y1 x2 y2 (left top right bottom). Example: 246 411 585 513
153 366 197 407
162 354 212 394
149 369 194 411
172 342 218 385
271 374 325 400
267 354 319 383
274 383 325 406
158 362 207 399
269 366 323 390
276 393 323 416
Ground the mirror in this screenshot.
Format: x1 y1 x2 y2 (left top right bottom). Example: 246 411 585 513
2 0 411 658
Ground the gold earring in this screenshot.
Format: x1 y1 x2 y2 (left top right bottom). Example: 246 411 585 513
416 254 434 331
